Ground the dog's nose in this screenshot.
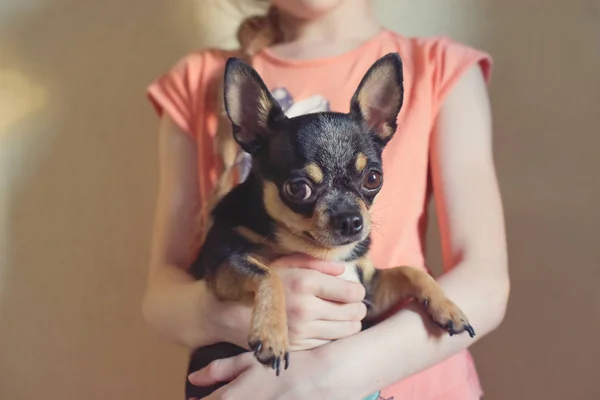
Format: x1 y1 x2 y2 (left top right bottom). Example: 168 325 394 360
332 212 363 237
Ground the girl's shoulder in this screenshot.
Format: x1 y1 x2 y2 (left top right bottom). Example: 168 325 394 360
381 29 486 57
166 47 237 77
378 30 493 103
146 47 240 135
380 30 492 79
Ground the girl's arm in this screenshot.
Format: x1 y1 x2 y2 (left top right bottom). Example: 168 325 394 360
141 114 233 349
320 62 510 396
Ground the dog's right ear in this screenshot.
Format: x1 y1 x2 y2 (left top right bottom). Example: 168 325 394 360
223 57 287 154
350 53 404 147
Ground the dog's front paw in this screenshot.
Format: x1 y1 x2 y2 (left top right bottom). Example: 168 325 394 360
248 314 290 376
423 296 475 338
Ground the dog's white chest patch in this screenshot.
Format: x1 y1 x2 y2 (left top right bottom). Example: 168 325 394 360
338 262 361 283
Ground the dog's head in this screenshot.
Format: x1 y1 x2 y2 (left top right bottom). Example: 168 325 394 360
223 53 404 250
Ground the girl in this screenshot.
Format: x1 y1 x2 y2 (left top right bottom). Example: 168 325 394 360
143 1 509 399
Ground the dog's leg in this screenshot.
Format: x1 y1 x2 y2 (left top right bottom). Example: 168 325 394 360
210 255 290 375
358 258 475 337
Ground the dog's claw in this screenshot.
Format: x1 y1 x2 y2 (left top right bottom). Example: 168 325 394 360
248 337 288 376
434 318 475 338
274 356 281 376
425 296 474 338
446 320 455 336
252 341 263 355
465 324 476 338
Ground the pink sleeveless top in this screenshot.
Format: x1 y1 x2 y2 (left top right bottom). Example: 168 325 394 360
147 29 492 400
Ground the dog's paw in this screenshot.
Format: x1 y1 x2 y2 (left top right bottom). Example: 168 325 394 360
248 315 290 376
423 296 475 338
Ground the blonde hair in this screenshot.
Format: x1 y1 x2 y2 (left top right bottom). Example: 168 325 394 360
237 5 283 58
194 4 283 249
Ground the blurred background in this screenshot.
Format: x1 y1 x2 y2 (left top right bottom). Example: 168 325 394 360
1 0 599 399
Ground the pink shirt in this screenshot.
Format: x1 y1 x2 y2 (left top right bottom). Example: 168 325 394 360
147 29 492 400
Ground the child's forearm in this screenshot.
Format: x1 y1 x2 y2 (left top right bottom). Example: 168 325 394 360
318 260 510 398
142 263 251 349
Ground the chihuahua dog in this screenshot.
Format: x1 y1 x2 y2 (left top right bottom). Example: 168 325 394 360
185 53 474 398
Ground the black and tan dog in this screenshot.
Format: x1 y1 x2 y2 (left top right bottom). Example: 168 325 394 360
185 53 474 398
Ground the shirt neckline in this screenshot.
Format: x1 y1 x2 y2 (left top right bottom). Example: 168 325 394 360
255 29 393 67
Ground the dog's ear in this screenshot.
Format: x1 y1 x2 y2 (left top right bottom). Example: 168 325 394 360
223 57 286 153
350 53 404 146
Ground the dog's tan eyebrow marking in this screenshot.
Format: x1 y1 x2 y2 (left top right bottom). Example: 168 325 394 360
305 163 324 184
355 153 368 173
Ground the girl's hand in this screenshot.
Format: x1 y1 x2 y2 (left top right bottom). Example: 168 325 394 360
188 349 342 400
272 254 367 350
206 254 366 351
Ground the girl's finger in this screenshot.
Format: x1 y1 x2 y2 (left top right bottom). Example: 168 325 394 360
188 352 254 387
313 299 367 321
273 254 344 276
312 273 366 303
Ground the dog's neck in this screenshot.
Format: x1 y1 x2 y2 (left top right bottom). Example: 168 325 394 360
273 224 363 262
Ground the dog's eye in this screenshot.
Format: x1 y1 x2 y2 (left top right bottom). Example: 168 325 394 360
284 180 312 201
363 170 383 190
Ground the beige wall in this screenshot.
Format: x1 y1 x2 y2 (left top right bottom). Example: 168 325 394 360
1 0 598 399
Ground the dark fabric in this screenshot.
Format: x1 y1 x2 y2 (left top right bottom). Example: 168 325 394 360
185 342 247 399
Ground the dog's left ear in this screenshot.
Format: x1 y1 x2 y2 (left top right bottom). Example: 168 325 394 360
223 57 287 154
350 53 404 146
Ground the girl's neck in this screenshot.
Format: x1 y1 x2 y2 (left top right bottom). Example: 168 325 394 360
269 1 383 60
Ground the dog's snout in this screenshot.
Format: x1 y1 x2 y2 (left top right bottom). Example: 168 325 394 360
332 212 363 237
